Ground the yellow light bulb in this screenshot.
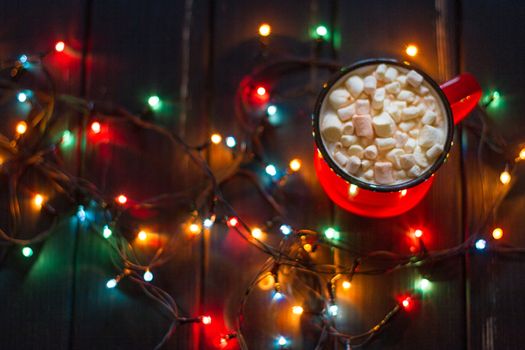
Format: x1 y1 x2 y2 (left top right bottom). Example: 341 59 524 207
342 281 352 289
251 227 263 239
303 243 312 252
258 23 271 37
500 171 511 185
405 44 418 57
33 194 44 208
16 121 27 135
138 230 148 241
292 305 304 315
189 223 201 234
289 158 302 172
519 147 525 160
210 133 222 144
492 227 503 240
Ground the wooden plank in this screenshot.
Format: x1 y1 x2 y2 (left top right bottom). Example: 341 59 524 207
333 1 466 349
462 1 525 349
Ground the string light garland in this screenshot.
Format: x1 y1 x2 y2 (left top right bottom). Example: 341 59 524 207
0 35 522 350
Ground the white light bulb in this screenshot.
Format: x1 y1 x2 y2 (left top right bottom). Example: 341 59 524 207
143 270 153 282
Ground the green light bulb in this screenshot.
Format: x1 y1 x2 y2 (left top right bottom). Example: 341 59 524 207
22 246 33 257
324 227 340 240
103 225 112 239
417 278 432 292
61 130 74 147
315 25 329 39
147 95 161 110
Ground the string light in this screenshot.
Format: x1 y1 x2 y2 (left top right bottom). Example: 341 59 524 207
225 136 237 148
203 218 214 228
342 281 352 290
17 92 28 103
492 227 503 240
475 239 487 250
227 217 239 227
90 121 101 134
519 147 525 160
116 194 128 204
267 104 277 116
265 164 277 177
61 130 74 146
500 170 511 185
256 86 267 96
324 227 340 240
54 41 65 52
22 246 33 258
103 225 112 239
273 291 284 300
16 121 27 135
314 25 328 39
292 305 303 315
288 159 301 172
19 54 28 64
143 270 154 282
106 278 118 289
147 95 161 110
77 205 86 222
416 278 432 292
189 223 201 235
401 297 412 310
258 23 271 37
33 194 44 208
210 133 222 144
137 230 148 241
279 224 292 235
201 315 212 325
348 184 358 197
405 44 418 57
277 336 288 346
251 227 263 239
413 229 423 238
303 243 313 252
328 304 339 316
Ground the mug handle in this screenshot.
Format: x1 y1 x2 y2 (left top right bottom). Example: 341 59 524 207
440 73 482 125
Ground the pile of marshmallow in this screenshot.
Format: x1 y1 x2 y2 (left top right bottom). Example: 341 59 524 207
320 63 447 186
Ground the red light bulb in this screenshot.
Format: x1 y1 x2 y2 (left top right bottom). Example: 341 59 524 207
227 217 238 227
414 229 423 238
90 121 101 134
116 195 127 204
55 41 65 52
401 297 412 310
201 315 212 325
256 86 266 96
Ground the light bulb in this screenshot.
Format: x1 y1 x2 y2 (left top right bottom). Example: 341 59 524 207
342 281 351 289
90 121 101 134
265 164 277 177
227 217 238 227
147 95 161 110
143 270 153 282
19 54 28 64
519 147 525 160
280 224 292 235
189 223 201 234
267 105 277 116
16 121 27 135
292 305 303 315
116 194 128 204
273 291 284 300
475 239 487 250
22 246 33 257
256 86 267 96
201 315 212 325
251 227 263 239
210 133 222 144
225 136 236 148
277 336 288 346
55 41 65 52
289 159 301 172
61 130 74 146
103 225 112 239
500 171 511 185
414 229 423 238
17 92 28 103
77 205 86 222
405 44 418 57
328 304 338 316
33 194 44 208
492 227 503 240
417 278 431 292
138 230 148 241
203 218 214 228
258 23 271 37
106 278 117 289
315 25 328 38
401 297 412 310
324 227 339 240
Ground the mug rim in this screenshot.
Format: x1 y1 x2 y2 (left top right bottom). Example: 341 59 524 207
312 58 454 193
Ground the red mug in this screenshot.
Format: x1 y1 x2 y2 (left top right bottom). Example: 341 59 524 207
313 59 482 218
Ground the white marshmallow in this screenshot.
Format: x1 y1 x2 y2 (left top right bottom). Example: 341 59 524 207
346 156 361 174
342 122 354 135
413 146 429 167
407 165 422 178
348 145 364 158
408 129 419 138
399 121 416 132
386 105 402 123
359 137 373 147
421 110 437 125
404 138 417 153
395 170 407 180
384 67 399 83
375 64 387 80
337 103 355 122
423 95 436 108
375 137 396 151
394 130 409 147
386 148 405 169
401 106 421 121
397 90 416 103
392 101 407 109
406 70 424 88
372 112 396 137
329 88 352 109
355 99 371 115
426 144 444 159
363 169 374 179
374 162 394 184
341 135 358 147
345 76 364 98
418 125 444 148
372 88 386 110
333 151 348 167
396 75 407 87
364 145 378 160
321 112 343 141
399 154 416 169
419 85 429 95
353 114 374 138
385 81 401 94
363 75 377 95
361 159 372 170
